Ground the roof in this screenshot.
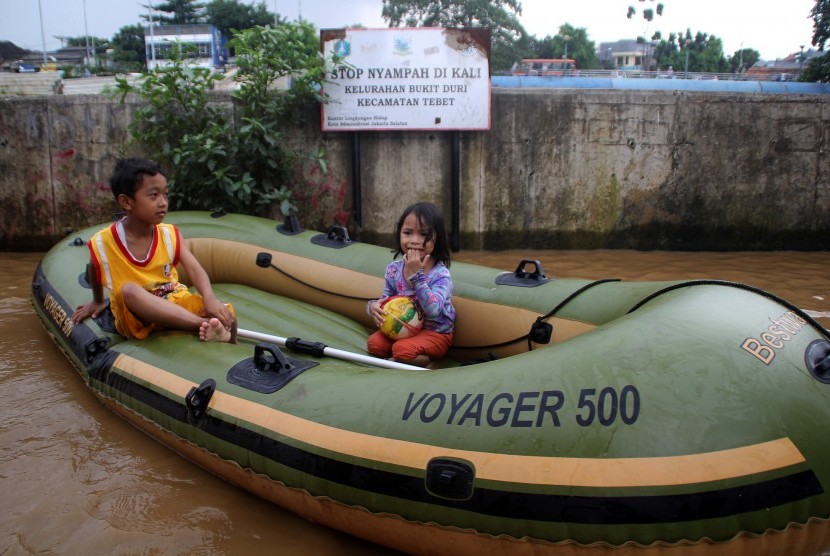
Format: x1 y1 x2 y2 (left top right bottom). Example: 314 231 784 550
144 24 216 37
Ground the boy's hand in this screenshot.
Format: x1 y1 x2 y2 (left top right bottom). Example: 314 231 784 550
71 301 107 324
204 297 233 329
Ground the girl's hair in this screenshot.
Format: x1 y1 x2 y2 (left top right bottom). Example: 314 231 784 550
393 202 451 267
110 157 165 199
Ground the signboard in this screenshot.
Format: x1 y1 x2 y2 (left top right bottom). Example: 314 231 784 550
320 28 491 132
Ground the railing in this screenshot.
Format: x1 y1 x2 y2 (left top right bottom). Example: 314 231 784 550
498 69 802 82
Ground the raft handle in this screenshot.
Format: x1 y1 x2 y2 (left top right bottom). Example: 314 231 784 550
425 458 475 501
311 225 353 249
255 343 295 372
277 214 304 236
226 343 319 394
185 378 216 423
495 259 551 287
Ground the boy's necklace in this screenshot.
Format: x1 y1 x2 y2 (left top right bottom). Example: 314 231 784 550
116 220 154 262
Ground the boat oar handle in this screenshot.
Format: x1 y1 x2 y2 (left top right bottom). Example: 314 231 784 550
285 337 326 357
236 328 426 371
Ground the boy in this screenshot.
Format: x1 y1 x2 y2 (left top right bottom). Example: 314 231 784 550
71 158 236 342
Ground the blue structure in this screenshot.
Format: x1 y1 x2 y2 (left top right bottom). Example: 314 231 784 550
491 75 830 94
144 24 229 71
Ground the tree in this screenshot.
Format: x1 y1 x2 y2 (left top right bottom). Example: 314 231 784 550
727 47 760 74
204 0 280 39
111 24 147 70
811 0 830 50
65 36 110 48
147 0 205 25
805 1 830 82
550 24 598 69
652 30 728 74
531 35 555 59
627 1 664 21
381 0 529 73
626 1 664 70
800 52 830 81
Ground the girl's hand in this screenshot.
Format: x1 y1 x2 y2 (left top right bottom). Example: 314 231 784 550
369 300 387 328
403 250 429 281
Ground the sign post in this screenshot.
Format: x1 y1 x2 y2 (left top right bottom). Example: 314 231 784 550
321 28 491 132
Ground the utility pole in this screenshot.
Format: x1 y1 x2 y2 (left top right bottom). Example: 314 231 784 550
684 38 691 78
148 1 156 69
38 0 48 63
82 0 95 67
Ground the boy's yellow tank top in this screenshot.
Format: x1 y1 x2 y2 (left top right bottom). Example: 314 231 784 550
88 221 185 298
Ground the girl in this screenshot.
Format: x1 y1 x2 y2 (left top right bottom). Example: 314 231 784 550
367 202 456 367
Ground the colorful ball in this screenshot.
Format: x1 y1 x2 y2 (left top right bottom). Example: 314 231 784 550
380 296 423 340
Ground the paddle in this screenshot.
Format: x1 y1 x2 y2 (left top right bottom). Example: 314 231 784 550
236 328 426 371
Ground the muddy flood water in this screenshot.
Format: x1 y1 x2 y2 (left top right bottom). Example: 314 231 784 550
2 249 829 555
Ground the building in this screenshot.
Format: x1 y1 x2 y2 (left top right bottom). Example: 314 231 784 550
747 48 821 81
598 39 656 71
144 24 229 71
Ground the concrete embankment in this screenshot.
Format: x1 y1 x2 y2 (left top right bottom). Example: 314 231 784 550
1 86 828 251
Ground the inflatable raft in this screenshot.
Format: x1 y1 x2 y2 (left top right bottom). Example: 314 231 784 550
31 212 830 555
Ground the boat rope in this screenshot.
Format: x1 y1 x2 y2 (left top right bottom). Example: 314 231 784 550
450 278 623 352
627 280 830 341
526 278 622 351
256 253 375 302
538 279 622 321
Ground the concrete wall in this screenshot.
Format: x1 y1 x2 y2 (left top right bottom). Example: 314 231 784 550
2 88 828 251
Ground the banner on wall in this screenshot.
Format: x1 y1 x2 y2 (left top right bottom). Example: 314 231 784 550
320 28 491 132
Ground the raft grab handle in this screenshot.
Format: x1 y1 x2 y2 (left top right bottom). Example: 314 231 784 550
186 378 216 424
495 259 551 287
425 458 475 501
311 225 353 249
227 342 319 394
277 214 304 236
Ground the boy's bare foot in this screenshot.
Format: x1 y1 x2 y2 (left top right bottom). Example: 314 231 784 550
199 318 232 343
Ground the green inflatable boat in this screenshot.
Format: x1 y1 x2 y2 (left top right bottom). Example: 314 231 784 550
31 212 830 555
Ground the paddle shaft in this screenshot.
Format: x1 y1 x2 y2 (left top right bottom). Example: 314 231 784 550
236 328 426 371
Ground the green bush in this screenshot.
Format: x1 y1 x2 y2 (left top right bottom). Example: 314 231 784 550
115 22 342 217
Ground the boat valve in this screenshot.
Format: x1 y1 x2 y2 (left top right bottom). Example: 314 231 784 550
805 340 830 384
84 337 110 363
256 252 273 268
529 317 553 344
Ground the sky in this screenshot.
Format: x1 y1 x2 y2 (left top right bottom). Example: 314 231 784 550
0 0 817 61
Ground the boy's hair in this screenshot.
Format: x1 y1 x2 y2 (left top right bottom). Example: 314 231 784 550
109 158 165 200
393 202 451 267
